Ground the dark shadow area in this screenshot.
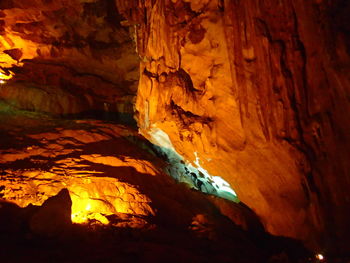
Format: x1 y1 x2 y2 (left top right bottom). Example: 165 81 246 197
60 110 137 127
0 190 312 263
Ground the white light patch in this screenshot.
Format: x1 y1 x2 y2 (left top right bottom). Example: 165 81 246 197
85 203 91 211
148 127 176 150
0 72 13 81
315 254 324 261
147 127 239 202
194 152 237 197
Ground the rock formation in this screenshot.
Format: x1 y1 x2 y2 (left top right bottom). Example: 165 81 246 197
0 0 139 115
0 0 349 258
117 0 350 252
0 107 276 263
29 188 72 237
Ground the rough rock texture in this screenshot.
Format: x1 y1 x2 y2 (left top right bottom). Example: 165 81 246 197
0 107 284 263
117 0 350 252
0 0 139 115
0 0 349 256
0 106 262 233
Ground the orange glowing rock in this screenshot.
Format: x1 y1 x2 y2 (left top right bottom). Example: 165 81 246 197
0 71 13 81
68 176 155 225
122 0 350 252
0 33 37 68
0 120 158 226
0 169 155 225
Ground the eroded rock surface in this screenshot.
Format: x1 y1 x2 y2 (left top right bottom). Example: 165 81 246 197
0 0 139 115
0 0 349 256
0 105 262 230
116 0 350 252
0 105 286 262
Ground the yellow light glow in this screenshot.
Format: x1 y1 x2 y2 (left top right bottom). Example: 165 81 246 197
315 254 324 261
71 210 110 225
0 168 154 226
70 199 107 224
0 72 13 81
0 33 38 68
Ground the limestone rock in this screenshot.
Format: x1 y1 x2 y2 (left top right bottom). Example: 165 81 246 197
0 0 349 256
117 0 350 252
0 112 262 237
0 0 139 115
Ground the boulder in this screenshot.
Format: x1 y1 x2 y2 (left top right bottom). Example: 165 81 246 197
30 188 72 237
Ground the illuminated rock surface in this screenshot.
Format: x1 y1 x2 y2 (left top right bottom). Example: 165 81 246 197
0 0 138 115
0 0 349 261
1 106 297 262
117 0 350 253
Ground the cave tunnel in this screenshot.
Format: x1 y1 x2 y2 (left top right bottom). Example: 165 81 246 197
0 0 349 262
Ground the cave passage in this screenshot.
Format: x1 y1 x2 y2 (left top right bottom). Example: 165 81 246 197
0 0 349 262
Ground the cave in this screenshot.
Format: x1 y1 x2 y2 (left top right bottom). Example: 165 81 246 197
0 0 349 262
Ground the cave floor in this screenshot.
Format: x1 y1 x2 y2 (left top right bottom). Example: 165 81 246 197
0 105 311 263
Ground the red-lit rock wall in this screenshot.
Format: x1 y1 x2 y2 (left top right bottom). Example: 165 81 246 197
0 0 139 114
117 0 350 251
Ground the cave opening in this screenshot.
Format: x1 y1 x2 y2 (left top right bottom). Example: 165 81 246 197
0 0 349 262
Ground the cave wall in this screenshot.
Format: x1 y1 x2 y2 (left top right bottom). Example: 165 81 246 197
0 0 349 252
116 0 350 251
0 0 139 115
